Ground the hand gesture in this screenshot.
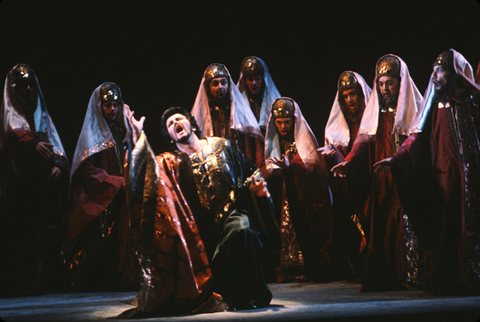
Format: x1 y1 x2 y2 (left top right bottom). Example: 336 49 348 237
124 104 145 144
50 166 62 178
250 175 270 198
317 138 336 157
35 142 53 158
373 156 395 175
331 160 349 177
268 150 292 170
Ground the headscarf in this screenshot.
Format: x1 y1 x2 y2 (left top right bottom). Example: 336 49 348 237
410 49 480 133
191 63 263 140
356 54 423 141
70 82 130 179
0 64 66 158
265 97 320 171
324 72 372 147
237 56 281 128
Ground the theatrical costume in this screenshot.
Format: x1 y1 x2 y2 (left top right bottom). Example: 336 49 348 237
65 83 137 291
237 56 281 132
191 63 265 168
344 55 423 291
392 49 480 294
0 64 69 296
121 134 278 317
324 71 372 280
265 98 332 282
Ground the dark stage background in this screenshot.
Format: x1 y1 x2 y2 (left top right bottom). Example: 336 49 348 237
1 0 479 160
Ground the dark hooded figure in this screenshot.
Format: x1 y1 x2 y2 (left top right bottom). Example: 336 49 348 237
0 64 69 296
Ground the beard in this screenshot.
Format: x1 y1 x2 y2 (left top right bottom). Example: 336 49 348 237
435 73 459 101
340 102 364 124
247 90 263 103
209 92 230 107
247 83 264 100
380 95 398 109
173 129 193 145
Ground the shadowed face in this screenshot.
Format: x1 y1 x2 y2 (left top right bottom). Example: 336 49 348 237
274 117 294 139
102 100 119 123
209 77 229 99
246 75 263 95
341 88 364 113
15 79 37 105
432 65 452 91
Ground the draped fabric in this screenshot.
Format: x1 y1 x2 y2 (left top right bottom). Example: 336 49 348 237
323 73 372 280
392 49 480 294
121 133 214 317
237 57 281 128
191 64 265 168
344 56 424 291
121 135 278 317
67 84 131 244
325 72 372 148
356 54 422 140
191 64 263 141
0 65 69 296
65 84 137 292
265 97 321 172
70 84 130 179
264 98 332 282
475 61 480 86
410 49 480 134
353 111 408 291
0 64 67 161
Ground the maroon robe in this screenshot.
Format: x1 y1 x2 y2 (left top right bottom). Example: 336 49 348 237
345 109 408 291
324 120 368 280
0 127 68 296
120 136 276 317
392 93 480 294
267 143 332 283
66 145 137 291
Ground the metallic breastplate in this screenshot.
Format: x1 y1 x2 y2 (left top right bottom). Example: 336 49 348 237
281 140 298 158
189 142 235 219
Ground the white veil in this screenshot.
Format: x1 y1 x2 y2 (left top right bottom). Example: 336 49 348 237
265 97 320 172
0 64 66 159
324 72 372 147
191 63 263 140
356 54 423 141
237 56 281 128
70 83 130 179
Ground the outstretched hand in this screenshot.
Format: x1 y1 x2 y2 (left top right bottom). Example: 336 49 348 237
317 138 336 157
124 104 145 144
373 156 395 175
331 160 349 177
268 150 291 170
250 175 270 198
36 142 53 158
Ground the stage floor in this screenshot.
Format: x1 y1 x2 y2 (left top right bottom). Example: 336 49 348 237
1 281 480 322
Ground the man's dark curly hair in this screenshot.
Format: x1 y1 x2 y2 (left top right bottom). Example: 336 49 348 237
160 107 202 150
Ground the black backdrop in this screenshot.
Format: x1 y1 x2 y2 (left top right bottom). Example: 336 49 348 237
1 0 479 160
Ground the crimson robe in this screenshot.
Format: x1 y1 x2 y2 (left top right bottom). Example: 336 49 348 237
392 93 480 294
